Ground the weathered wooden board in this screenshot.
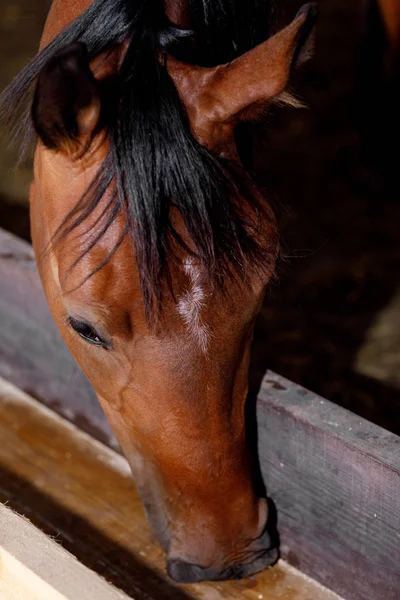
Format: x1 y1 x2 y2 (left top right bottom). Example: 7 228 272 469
258 371 400 600
0 227 115 446
0 502 130 600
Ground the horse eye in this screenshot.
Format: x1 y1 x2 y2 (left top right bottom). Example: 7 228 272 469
68 317 107 348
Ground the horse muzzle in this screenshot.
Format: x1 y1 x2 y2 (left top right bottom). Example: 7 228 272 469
166 526 279 583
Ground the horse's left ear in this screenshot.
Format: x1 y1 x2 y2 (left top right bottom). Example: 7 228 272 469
168 3 318 153
32 42 101 156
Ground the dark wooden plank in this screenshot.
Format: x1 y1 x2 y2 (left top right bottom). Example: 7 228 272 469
0 228 115 447
257 371 400 600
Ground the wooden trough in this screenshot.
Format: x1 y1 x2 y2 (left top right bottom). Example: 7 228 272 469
0 227 399 600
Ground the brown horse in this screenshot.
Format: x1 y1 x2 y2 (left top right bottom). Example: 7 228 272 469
1 0 316 583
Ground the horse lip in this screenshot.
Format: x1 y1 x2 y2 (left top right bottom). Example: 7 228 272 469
220 545 280 581
167 545 279 583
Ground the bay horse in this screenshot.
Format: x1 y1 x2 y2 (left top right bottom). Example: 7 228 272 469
0 0 316 583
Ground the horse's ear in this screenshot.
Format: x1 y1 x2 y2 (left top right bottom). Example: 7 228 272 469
168 3 318 152
32 42 101 156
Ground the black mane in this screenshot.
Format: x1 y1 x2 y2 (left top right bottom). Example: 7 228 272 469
0 0 274 320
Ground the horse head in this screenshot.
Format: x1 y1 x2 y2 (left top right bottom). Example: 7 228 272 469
19 0 316 583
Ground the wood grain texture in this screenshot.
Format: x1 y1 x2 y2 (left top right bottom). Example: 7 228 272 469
0 227 114 446
0 377 341 600
257 371 400 600
0 503 130 600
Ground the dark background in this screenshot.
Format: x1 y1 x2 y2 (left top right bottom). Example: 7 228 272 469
1 0 399 433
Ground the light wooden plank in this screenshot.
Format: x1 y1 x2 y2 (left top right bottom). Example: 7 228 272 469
0 503 130 600
257 371 400 600
0 377 341 600
0 546 65 600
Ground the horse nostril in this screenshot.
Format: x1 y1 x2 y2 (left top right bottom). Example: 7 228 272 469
167 558 207 583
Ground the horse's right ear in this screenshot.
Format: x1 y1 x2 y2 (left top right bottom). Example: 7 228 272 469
32 42 101 156
168 3 318 154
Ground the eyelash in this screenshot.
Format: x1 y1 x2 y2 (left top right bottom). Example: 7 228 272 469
66 316 110 349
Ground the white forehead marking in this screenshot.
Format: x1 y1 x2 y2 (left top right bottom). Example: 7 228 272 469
177 259 210 354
